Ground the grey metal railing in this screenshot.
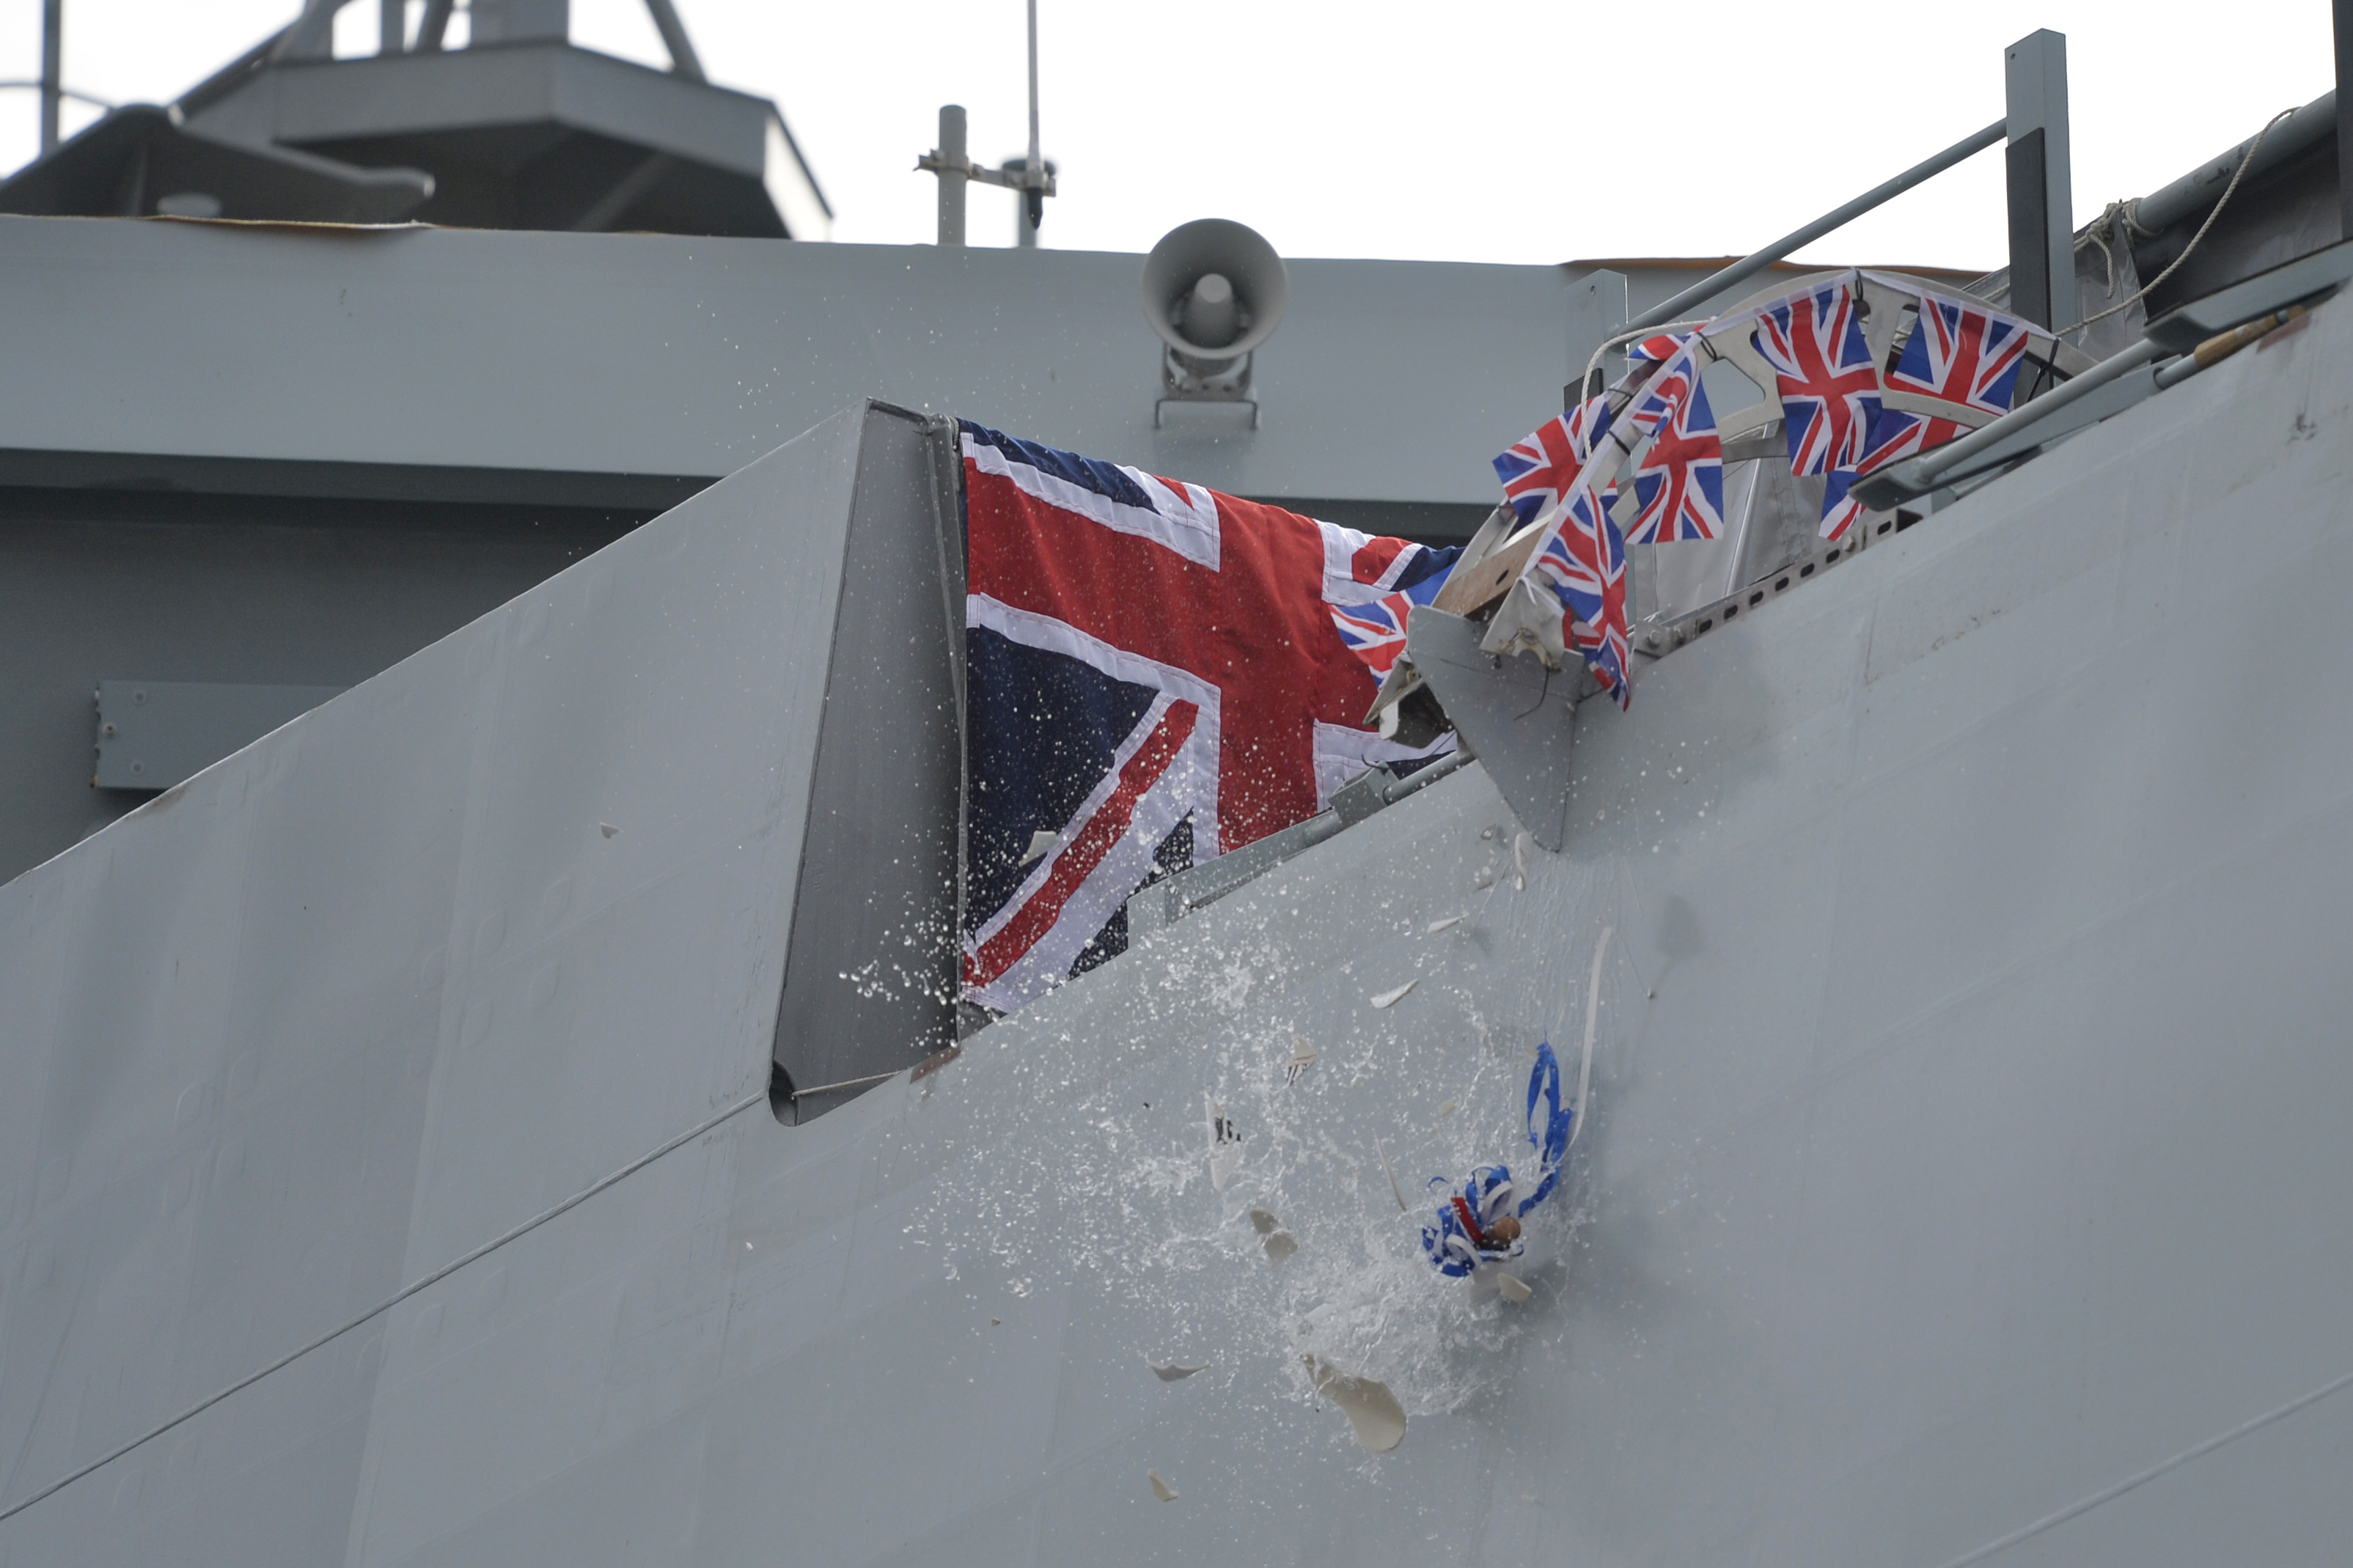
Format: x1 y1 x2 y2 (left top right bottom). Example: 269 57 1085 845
1619 29 2076 337
1625 119 2010 335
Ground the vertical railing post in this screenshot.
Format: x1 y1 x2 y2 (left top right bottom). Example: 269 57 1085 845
936 105 968 248
39 0 62 154
2005 29 2076 332
2337 0 2353 242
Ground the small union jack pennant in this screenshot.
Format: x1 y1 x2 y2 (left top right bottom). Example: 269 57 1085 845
1625 344 1724 545
1818 404 1972 542
1494 397 1615 526
1527 480 1631 707
1327 557 1454 685
1619 331 1695 384
1887 287 2033 417
1752 283 1882 478
1624 344 1702 439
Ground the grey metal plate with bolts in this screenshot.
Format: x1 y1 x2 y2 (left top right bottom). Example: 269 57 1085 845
93 680 345 791
9 295 2353 1562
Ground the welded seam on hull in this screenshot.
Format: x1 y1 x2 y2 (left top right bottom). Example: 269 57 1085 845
1935 1364 2353 1567
0 1087 769 1526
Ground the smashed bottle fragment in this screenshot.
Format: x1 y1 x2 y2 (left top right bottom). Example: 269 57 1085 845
1207 1095 1243 1190
1247 1206 1299 1262
1304 1355 1407 1453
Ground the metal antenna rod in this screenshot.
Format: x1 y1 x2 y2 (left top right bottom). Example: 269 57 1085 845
1026 0 1040 177
1022 0 1045 232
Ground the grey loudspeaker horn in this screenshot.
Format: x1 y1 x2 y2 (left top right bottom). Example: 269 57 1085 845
1141 218 1288 412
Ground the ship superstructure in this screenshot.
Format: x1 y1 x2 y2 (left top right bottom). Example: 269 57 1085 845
3 21 2352 1568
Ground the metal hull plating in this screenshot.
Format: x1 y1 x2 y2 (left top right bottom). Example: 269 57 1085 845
6 298 2353 1566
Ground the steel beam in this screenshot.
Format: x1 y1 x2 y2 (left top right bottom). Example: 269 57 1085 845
2005 29 2076 331
2339 3 2353 241
640 0 706 82
39 0 61 153
416 0 455 52
275 0 343 62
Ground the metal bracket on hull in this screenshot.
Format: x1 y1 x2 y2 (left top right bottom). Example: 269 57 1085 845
1125 747 1475 940
1404 607 1578 852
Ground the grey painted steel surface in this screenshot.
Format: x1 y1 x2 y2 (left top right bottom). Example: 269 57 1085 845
93 680 348 790
8 294 2353 1563
770 408 963 1119
1408 607 1578 851
183 44 768 180
0 498 637 891
0 402 866 1558
0 215 1591 512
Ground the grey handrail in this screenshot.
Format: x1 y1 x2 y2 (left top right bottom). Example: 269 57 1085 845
1626 118 2009 334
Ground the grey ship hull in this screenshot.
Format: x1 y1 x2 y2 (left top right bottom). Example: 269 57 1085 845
5 290 2352 1564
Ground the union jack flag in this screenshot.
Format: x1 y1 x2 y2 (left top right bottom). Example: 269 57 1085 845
961 423 1456 1014
1527 479 1631 707
1620 331 1695 380
1494 397 1615 525
1625 345 1724 544
1861 404 1969 469
1818 404 1971 541
1624 343 1702 438
1887 287 2033 416
1328 555 1456 686
1752 283 1882 476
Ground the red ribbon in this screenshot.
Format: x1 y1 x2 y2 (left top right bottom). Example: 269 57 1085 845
1451 1193 1490 1251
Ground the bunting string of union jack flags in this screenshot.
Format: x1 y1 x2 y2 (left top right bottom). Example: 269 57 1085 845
1483 271 2047 708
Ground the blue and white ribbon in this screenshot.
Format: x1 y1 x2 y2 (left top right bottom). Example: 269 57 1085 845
1420 1040 1575 1277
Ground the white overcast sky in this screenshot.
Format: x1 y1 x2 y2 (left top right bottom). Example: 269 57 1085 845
0 1 2335 270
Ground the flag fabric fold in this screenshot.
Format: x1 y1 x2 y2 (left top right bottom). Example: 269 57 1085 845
1494 395 1615 526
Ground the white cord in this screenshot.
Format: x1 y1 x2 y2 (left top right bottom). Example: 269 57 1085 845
2071 107 2296 339
1579 320 1714 401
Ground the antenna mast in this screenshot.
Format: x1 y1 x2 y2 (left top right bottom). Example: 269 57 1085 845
915 0 1057 247
1024 0 1043 233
